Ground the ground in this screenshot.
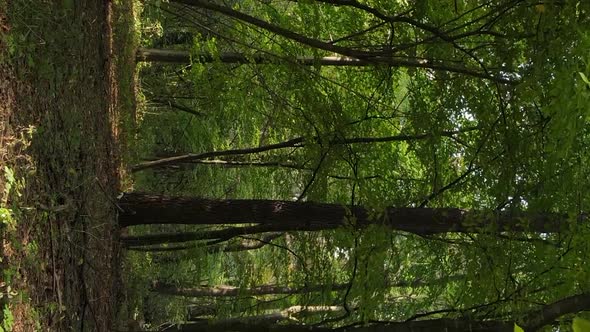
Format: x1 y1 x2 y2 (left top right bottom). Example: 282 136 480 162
0 0 137 330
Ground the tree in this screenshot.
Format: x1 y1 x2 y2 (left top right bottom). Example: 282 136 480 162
118 192 572 231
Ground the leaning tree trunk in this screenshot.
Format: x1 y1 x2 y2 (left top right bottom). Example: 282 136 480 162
118 192 573 234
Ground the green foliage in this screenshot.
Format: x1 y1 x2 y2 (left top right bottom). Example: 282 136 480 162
129 0 590 328
0 305 13 332
573 317 590 332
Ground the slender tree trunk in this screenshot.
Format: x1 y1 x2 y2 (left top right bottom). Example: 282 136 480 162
121 224 270 247
152 276 464 298
188 305 344 322
118 193 573 234
158 158 379 181
131 128 478 172
152 281 341 298
137 48 386 66
126 232 283 252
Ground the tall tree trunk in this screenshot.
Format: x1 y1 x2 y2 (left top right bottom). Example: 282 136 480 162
118 193 573 234
187 305 344 322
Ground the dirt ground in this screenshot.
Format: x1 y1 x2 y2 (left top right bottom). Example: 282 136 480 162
1 0 133 330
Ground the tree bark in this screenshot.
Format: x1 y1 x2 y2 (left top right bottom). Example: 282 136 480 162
118 193 573 234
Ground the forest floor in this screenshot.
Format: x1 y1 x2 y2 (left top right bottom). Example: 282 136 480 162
0 0 137 330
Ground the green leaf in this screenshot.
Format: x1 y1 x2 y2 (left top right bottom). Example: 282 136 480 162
62 0 74 11
579 72 590 87
514 323 525 332
4 166 14 184
573 317 590 332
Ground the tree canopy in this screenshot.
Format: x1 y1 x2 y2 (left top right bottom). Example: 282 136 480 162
124 0 590 331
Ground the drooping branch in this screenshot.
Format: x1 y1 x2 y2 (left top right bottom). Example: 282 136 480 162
169 0 374 58
296 0 476 42
167 0 516 84
132 127 479 172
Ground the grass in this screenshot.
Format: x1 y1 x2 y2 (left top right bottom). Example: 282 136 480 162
0 0 139 330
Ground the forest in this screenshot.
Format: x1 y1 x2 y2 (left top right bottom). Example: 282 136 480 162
1 0 590 331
